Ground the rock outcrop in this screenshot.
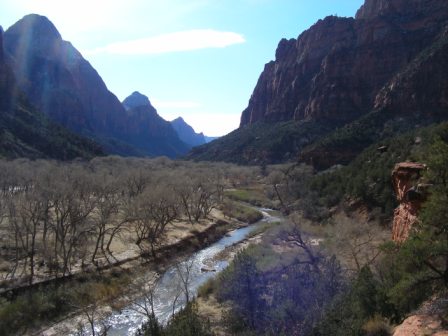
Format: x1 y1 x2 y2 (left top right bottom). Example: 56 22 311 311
393 294 448 335
391 162 427 243
393 315 448 336
240 0 448 128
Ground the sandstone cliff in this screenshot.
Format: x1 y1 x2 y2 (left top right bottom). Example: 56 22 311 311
3 14 189 158
190 0 448 165
391 162 426 243
4 15 127 137
0 23 103 160
240 0 448 128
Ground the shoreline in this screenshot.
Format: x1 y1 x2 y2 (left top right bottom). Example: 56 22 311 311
26 210 262 336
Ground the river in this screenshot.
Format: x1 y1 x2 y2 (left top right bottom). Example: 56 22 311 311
101 208 280 336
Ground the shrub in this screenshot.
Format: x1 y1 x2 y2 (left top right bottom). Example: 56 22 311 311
197 278 218 299
362 316 392 336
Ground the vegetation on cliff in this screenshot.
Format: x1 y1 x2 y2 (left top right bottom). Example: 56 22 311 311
182 125 448 336
0 94 104 160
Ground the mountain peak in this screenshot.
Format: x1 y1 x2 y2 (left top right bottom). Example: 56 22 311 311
7 14 61 41
171 117 206 147
172 116 186 124
122 91 153 110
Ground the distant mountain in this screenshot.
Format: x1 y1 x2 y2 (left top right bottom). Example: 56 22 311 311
204 136 219 143
171 117 206 148
188 0 448 166
3 14 189 158
0 25 103 160
123 91 154 110
121 92 191 157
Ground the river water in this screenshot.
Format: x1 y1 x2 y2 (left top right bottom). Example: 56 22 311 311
101 209 280 336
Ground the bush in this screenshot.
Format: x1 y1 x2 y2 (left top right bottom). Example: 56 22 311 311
221 201 263 224
197 278 218 299
362 316 392 336
138 302 213 336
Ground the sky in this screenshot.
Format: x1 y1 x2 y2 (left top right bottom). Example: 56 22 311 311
0 0 364 136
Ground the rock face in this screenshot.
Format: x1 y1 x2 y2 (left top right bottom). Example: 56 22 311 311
240 0 448 127
391 162 427 243
4 14 127 138
393 315 448 336
0 25 16 111
0 24 103 160
3 15 190 158
171 117 206 148
0 26 4 63
187 0 448 165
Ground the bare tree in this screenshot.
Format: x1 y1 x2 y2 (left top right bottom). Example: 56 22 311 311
90 180 120 265
71 285 111 336
325 214 386 273
174 259 195 304
49 170 96 276
129 273 159 320
132 186 179 258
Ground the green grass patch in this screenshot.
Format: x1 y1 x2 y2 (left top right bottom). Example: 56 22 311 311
222 201 263 224
247 220 281 239
225 188 269 207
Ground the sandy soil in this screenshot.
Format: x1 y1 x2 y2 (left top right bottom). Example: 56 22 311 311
0 208 229 290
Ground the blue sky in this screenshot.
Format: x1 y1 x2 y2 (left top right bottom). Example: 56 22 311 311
0 0 364 136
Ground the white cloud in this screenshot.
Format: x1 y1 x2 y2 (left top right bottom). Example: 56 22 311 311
86 29 245 55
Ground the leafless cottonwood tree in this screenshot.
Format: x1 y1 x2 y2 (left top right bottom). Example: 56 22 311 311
174 259 195 304
89 179 121 264
129 273 159 320
72 285 111 336
325 214 386 273
0 157 242 285
132 185 179 258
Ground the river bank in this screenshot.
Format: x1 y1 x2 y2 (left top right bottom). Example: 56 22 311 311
27 207 276 336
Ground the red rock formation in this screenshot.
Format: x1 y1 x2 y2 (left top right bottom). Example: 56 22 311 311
393 315 448 336
391 162 426 243
240 0 448 128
